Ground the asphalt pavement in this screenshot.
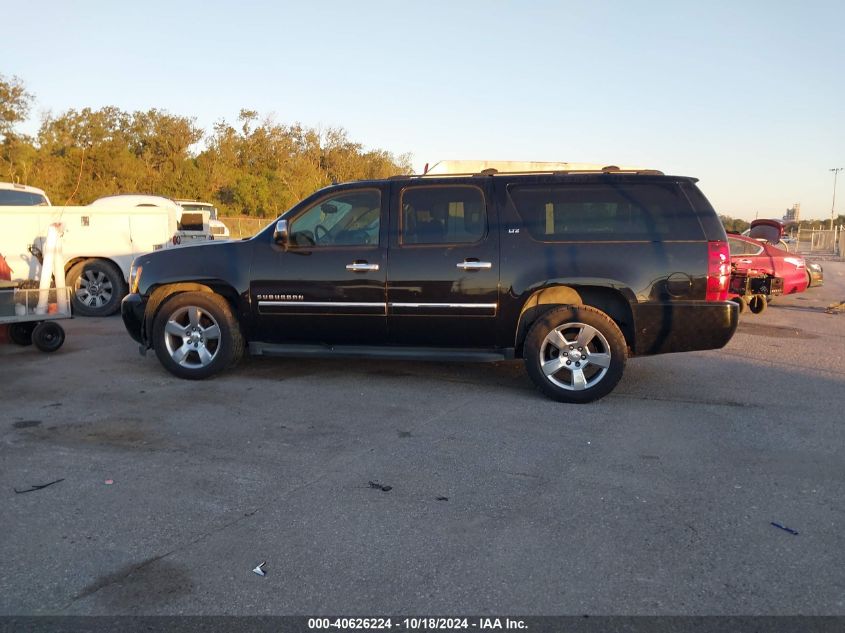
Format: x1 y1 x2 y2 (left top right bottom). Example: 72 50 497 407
1 262 844 615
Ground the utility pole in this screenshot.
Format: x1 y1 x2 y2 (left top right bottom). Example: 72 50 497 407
831 167 843 230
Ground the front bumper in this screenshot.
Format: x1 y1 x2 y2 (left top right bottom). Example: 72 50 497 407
632 301 739 356
121 293 147 345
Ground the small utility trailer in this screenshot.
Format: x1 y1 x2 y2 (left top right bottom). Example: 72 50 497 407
728 268 784 315
0 285 72 352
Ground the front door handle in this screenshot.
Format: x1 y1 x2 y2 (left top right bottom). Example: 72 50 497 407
346 261 379 272
456 260 492 271
738 258 753 264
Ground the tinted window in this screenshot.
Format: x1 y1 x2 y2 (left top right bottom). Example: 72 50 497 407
289 189 380 247
681 181 716 214
400 186 486 245
508 182 702 241
0 189 48 205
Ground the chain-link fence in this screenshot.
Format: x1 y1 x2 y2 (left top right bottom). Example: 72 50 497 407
796 227 841 254
219 216 274 239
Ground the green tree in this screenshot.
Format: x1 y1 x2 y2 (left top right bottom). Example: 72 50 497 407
719 215 749 233
0 76 413 216
0 74 37 183
0 74 32 139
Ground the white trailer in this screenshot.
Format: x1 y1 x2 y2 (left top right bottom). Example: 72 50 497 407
0 203 178 316
0 186 215 317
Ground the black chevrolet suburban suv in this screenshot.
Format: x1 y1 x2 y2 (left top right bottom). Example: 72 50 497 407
122 167 738 403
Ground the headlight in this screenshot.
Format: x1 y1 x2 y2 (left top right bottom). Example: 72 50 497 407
128 264 142 293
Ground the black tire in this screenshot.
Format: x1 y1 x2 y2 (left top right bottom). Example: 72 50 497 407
748 294 767 314
730 296 748 314
524 305 627 403
9 322 35 346
32 321 65 352
152 292 244 380
67 259 127 317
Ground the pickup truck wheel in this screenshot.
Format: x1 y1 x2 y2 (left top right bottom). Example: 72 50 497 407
524 305 627 404
67 259 126 317
152 292 243 380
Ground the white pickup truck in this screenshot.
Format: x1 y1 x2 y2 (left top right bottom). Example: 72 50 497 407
0 183 213 316
175 200 231 239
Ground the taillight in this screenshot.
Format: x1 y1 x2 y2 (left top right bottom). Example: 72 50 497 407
706 240 730 301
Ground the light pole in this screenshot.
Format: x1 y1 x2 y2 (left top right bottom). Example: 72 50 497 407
831 167 843 230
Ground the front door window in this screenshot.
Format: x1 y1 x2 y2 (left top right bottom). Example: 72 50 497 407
289 190 381 247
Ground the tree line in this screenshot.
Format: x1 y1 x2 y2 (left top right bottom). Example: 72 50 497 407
0 74 411 217
4 74 841 227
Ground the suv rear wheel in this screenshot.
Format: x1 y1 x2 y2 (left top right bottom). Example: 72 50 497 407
524 305 627 403
152 292 243 379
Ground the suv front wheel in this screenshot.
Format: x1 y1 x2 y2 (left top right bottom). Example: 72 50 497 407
152 292 243 380
524 305 627 403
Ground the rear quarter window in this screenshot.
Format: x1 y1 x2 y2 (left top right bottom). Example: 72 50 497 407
508 181 702 242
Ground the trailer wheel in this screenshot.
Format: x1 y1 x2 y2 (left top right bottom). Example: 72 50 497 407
748 294 767 314
32 321 65 352
67 259 127 317
9 322 35 346
730 296 748 314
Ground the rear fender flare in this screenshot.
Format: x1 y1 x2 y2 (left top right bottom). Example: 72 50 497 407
514 284 635 355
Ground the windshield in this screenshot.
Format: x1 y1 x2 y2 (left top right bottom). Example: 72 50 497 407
180 204 218 220
0 189 49 206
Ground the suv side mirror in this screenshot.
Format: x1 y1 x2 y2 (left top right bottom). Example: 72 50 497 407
273 219 289 245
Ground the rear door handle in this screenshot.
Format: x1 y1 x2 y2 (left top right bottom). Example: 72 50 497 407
456 260 492 271
346 261 379 272
738 258 753 264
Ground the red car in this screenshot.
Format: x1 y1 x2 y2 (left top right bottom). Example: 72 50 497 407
727 234 808 295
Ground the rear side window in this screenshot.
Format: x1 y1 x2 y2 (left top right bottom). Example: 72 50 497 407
0 189 48 206
400 185 486 245
728 237 763 256
508 182 702 241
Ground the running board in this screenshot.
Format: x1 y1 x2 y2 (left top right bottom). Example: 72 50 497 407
249 342 513 362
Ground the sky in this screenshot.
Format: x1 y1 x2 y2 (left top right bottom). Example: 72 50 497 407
2 0 844 221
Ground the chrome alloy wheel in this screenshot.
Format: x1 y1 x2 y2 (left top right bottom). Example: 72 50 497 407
539 322 612 391
75 269 114 308
162 305 222 368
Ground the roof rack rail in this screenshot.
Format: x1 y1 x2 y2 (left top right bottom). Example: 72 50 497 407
391 168 665 178
416 160 663 177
